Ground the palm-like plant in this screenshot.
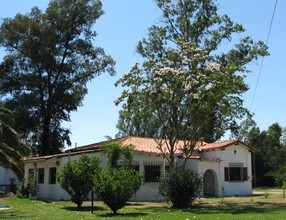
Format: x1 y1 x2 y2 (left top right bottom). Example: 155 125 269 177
0 106 30 178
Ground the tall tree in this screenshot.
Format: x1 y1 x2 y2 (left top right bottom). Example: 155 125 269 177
115 0 268 168
0 106 30 178
239 122 286 186
0 0 115 155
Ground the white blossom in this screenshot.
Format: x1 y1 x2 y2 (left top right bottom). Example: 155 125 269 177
206 62 221 71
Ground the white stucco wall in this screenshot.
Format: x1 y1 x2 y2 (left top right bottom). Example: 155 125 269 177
187 143 253 197
218 144 253 196
197 160 220 196
24 151 170 201
130 153 169 201
24 152 106 201
0 166 18 185
23 143 253 201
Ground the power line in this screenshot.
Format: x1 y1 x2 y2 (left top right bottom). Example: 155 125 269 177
250 0 278 111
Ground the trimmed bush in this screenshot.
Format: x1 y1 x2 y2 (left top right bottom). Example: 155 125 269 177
57 155 101 208
93 167 143 214
159 168 203 208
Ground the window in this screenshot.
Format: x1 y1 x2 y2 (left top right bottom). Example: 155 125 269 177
165 165 170 173
38 168 45 184
225 167 247 182
144 165 161 182
49 167 57 184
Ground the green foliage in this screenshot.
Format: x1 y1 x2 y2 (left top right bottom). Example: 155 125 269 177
0 0 115 155
16 180 29 198
27 177 37 198
238 122 286 187
16 178 37 199
57 155 101 208
3 194 286 219
115 0 268 169
93 167 143 214
159 168 203 208
94 142 143 214
103 142 134 168
0 106 30 178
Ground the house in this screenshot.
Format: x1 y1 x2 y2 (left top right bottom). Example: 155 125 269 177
0 166 18 193
22 136 255 201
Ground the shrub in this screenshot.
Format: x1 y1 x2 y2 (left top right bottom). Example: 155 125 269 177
159 168 203 208
16 179 29 198
93 167 143 214
16 178 37 199
57 155 101 208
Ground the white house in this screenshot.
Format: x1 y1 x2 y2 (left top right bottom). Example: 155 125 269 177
0 166 18 193
22 136 255 201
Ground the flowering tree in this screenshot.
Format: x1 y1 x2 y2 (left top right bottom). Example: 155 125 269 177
0 0 115 155
115 0 268 169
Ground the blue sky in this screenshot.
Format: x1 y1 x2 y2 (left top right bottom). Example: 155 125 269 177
0 0 285 148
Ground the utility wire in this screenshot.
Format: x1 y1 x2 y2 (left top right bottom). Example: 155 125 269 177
250 0 278 111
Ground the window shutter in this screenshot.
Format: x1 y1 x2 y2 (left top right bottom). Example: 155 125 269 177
224 167 229 181
243 167 248 181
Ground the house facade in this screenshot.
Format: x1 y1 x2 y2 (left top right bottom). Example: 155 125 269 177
0 166 18 193
23 136 255 201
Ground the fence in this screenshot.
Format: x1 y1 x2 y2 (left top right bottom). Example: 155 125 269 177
0 184 16 194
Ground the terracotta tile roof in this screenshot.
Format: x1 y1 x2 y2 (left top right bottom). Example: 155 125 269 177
117 136 204 155
22 136 255 162
66 136 204 155
197 139 255 152
22 148 101 162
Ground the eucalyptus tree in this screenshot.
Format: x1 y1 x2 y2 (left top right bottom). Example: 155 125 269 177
238 122 286 186
0 0 115 155
115 0 268 168
0 106 30 178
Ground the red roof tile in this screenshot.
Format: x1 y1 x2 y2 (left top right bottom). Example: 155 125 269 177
118 136 205 155
22 136 255 162
197 139 255 152
22 148 101 162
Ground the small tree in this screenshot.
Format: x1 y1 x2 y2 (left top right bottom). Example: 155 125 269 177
159 168 203 208
57 155 101 208
93 167 142 214
93 142 143 214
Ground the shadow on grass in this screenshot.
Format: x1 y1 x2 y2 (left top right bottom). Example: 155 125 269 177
0 210 36 219
62 204 148 218
98 212 148 218
181 202 284 215
62 205 105 212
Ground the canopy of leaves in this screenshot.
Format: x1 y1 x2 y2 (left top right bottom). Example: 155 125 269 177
115 0 268 168
234 120 286 186
0 0 115 155
93 167 143 214
0 106 30 178
102 142 133 168
93 142 143 214
57 155 101 208
159 167 203 208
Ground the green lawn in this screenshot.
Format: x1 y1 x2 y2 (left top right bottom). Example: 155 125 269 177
1 188 286 220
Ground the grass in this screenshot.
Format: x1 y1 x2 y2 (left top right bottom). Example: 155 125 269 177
0 188 286 220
